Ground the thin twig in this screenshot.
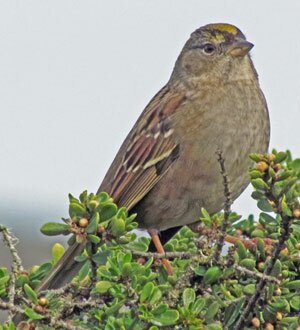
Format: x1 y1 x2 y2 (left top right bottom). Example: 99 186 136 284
127 249 280 284
0 225 24 272
0 300 24 314
0 225 24 321
231 263 280 284
38 282 74 296
128 250 195 259
49 316 85 330
233 213 291 329
213 150 232 261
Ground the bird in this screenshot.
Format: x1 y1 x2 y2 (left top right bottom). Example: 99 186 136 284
36 23 270 291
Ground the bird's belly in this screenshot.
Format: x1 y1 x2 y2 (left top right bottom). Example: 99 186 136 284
134 84 270 231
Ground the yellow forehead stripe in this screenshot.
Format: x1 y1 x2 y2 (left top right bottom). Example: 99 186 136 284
212 32 225 41
206 23 238 35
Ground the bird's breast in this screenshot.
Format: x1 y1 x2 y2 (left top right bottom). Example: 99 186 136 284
135 81 270 231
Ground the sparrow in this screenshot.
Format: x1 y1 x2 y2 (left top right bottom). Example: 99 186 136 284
36 23 270 290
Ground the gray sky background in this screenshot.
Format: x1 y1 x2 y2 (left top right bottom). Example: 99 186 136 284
1 1 300 266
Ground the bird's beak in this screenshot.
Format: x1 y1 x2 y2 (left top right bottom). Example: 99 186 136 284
227 41 254 57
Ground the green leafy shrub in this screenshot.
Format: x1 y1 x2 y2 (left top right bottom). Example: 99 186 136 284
0 150 300 329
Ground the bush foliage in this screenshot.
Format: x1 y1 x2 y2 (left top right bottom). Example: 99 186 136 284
1 150 300 330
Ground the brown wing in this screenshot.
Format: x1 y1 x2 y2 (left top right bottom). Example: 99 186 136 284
98 85 186 210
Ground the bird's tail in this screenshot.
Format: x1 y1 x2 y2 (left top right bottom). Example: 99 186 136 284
36 242 85 292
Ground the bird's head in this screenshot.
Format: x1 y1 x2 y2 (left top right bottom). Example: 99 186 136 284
172 23 257 83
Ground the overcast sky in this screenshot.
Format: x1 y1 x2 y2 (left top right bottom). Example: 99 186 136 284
1 1 300 266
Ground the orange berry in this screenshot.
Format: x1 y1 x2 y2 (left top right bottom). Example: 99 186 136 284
276 312 283 321
251 317 260 328
98 225 106 234
137 257 146 265
281 247 289 255
38 297 48 306
293 208 300 218
33 305 44 314
268 154 276 161
256 161 269 172
265 323 274 330
79 218 89 228
275 288 282 296
258 262 265 271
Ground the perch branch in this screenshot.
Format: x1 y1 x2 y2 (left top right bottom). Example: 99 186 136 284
213 150 232 261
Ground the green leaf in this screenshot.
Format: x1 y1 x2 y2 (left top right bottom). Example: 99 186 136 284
126 237 150 252
290 296 300 311
110 217 126 237
284 280 300 290
290 159 300 172
79 190 88 203
51 243 65 265
98 203 118 221
270 298 290 313
259 213 277 225
274 151 287 163
257 238 266 259
68 193 79 203
0 275 9 286
86 212 100 234
151 309 179 326
92 249 111 265
249 153 262 162
236 241 247 259
67 234 76 246
251 191 265 200
24 284 38 303
24 307 44 320
140 282 154 302
200 208 212 225
257 199 273 212
29 262 52 281
152 304 168 315
182 288 196 308
250 170 264 179
192 298 206 314
194 266 207 276
251 178 269 191
239 258 256 270
149 287 162 305
281 195 292 216
96 191 111 203
205 323 223 330
74 255 87 262
251 229 265 238
271 259 282 277
224 297 245 327
203 267 222 285
94 280 113 293
205 301 220 322
69 202 86 218
77 260 91 281
243 284 256 295
40 222 70 236
87 234 101 244
279 317 299 327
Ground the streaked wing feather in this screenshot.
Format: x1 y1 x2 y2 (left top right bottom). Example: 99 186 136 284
98 85 186 210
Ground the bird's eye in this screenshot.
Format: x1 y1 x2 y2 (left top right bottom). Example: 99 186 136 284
202 43 216 55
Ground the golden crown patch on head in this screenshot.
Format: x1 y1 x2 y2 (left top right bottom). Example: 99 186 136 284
194 23 246 43
205 23 239 35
